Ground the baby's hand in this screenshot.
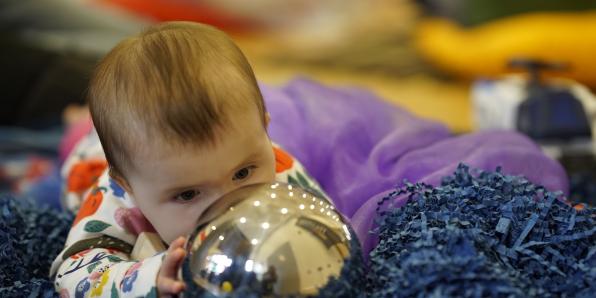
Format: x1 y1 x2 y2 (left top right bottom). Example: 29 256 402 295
157 236 187 297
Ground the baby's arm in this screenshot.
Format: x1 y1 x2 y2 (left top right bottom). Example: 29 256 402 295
54 247 162 297
53 237 186 297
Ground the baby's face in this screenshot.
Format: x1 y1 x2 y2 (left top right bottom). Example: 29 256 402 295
125 110 276 244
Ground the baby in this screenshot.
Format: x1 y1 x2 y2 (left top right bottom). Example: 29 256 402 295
50 21 327 297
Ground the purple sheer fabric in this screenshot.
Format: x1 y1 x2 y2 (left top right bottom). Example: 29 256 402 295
262 78 568 253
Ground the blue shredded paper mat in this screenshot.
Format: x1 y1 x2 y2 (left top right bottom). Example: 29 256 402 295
0 164 594 297
368 164 595 297
0 197 73 297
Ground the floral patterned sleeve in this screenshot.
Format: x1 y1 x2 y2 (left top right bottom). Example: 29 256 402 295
53 247 162 297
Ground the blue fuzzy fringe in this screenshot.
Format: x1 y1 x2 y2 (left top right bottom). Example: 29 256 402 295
0 196 73 298
0 164 594 297
367 164 595 297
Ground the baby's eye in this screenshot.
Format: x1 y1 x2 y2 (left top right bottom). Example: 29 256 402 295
233 166 256 181
174 190 200 202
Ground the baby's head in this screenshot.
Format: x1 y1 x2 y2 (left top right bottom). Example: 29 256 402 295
88 22 276 244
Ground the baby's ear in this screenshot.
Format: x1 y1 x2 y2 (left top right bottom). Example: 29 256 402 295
109 168 133 195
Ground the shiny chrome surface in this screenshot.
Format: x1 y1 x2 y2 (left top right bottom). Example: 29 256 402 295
182 182 356 297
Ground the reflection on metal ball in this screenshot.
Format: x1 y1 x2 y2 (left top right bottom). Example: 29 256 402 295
180 182 363 297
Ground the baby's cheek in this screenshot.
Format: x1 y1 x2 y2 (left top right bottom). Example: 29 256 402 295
161 205 204 243
114 207 156 235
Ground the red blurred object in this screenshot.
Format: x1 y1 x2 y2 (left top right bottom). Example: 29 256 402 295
24 157 53 180
94 0 261 33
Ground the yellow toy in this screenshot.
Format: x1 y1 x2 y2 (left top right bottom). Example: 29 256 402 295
415 12 596 87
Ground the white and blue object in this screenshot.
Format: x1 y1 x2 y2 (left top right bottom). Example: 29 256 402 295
472 59 596 160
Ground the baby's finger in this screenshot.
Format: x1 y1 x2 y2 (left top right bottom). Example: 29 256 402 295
157 237 187 296
157 277 185 296
170 236 186 250
161 247 186 279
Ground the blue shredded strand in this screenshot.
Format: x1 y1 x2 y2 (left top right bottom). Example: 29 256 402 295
0 196 73 297
367 163 595 297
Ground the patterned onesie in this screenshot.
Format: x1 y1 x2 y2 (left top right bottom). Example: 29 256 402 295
50 130 327 297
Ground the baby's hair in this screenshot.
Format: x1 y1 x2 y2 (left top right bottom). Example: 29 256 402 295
88 21 266 181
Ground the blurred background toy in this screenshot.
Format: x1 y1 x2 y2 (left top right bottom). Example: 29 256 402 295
472 58 596 205
472 58 594 143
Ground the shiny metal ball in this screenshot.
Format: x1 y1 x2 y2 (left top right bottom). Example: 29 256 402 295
180 182 363 297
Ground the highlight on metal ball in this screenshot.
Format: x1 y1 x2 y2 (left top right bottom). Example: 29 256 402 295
180 182 363 297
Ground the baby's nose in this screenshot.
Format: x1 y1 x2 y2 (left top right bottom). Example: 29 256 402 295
216 182 242 201
196 184 246 225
